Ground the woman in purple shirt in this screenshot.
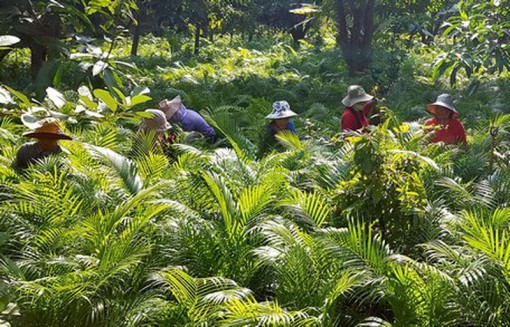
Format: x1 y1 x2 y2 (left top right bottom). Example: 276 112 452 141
159 96 216 142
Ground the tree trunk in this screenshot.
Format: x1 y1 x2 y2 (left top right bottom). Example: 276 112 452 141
194 27 200 55
131 22 141 56
131 5 142 56
30 43 47 78
335 0 375 75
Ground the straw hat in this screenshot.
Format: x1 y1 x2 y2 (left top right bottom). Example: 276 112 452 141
265 101 298 119
342 85 374 107
141 109 172 132
427 93 458 116
159 95 181 119
22 118 72 140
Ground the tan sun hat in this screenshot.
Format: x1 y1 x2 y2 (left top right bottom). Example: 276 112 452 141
22 118 72 140
159 95 181 119
427 93 458 117
342 85 374 107
141 109 172 132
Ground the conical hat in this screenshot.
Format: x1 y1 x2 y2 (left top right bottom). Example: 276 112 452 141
22 118 72 140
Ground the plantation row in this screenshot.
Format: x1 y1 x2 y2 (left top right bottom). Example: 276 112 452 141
1 72 510 325
1 2 510 319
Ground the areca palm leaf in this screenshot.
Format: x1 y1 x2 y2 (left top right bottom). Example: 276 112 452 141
434 177 497 210
385 261 459 327
222 297 318 327
202 109 257 162
255 220 354 313
314 158 349 191
460 210 510 282
129 130 161 158
280 189 333 228
153 267 252 324
72 184 167 255
209 148 260 190
201 171 239 237
5 168 83 227
319 221 392 276
134 152 169 184
86 144 144 196
238 183 274 229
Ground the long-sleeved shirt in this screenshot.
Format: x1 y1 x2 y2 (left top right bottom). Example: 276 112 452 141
425 117 467 145
341 107 369 131
171 105 216 140
13 142 62 172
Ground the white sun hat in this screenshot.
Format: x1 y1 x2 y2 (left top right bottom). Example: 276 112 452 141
265 101 298 119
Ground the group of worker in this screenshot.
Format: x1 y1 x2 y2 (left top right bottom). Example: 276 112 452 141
12 85 466 172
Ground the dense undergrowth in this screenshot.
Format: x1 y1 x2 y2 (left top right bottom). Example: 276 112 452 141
1 33 510 326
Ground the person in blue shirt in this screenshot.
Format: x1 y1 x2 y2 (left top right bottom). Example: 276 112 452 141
258 100 298 158
159 96 216 142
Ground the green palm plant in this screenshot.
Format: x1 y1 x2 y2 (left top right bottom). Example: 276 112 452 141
152 267 317 326
0 140 176 326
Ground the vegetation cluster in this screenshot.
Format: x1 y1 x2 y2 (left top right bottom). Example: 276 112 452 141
1 0 510 326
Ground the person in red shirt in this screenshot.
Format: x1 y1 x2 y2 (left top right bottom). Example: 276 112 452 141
341 85 375 132
424 94 467 145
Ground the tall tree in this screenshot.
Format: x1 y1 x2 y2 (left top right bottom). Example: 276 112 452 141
333 0 454 75
335 0 375 75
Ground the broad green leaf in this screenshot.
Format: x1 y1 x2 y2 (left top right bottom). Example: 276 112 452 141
129 94 152 107
46 87 66 109
103 69 122 91
3 85 31 105
52 63 64 87
21 114 44 129
93 89 118 112
78 86 98 110
111 87 126 106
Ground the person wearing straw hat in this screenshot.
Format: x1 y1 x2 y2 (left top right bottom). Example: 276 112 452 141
159 95 216 142
258 100 298 157
140 109 176 145
341 85 375 132
424 93 466 145
13 118 72 172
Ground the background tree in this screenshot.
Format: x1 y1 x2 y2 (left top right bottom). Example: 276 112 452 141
334 0 376 75
0 0 137 78
433 0 510 84
331 0 455 75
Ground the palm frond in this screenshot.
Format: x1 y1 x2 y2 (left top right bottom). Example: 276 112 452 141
86 144 144 195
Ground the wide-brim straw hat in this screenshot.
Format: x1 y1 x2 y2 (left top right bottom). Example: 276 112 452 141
141 109 172 132
266 101 298 119
159 95 181 119
342 85 374 107
426 93 458 117
22 118 72 140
